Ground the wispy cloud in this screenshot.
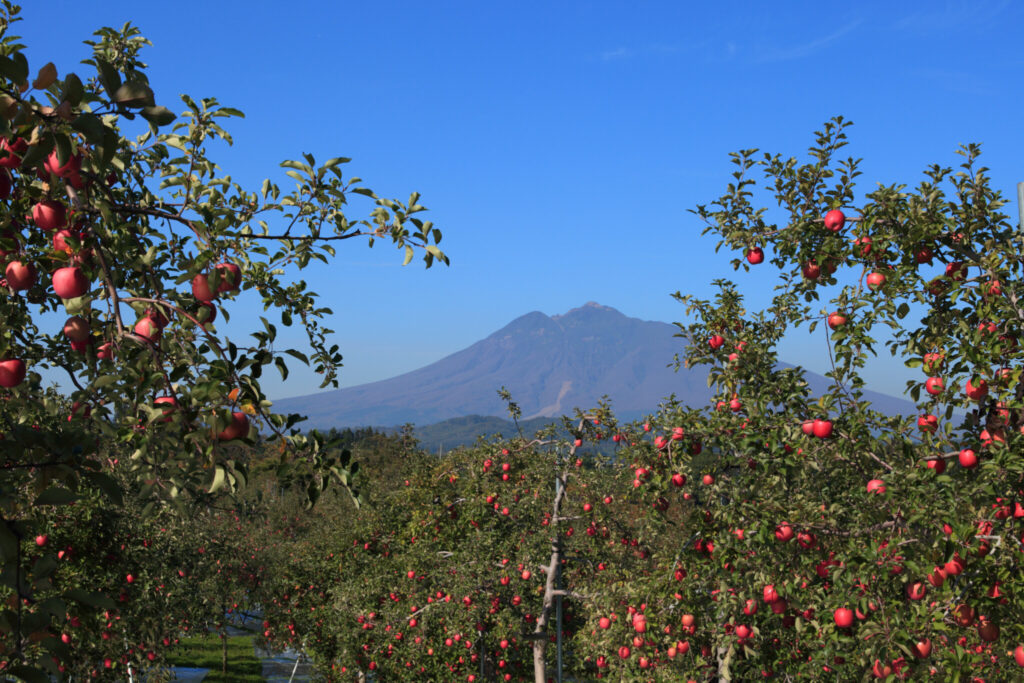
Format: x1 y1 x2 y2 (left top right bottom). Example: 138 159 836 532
755 20 862 63
904 67 999 97
601 47 631 61
597 41 707 62
891 0 1010 34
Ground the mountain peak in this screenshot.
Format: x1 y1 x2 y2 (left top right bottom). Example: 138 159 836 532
552 301 621 321
271 303 916 429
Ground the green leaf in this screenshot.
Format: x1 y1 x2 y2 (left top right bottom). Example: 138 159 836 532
95 59 121 98
65 588 116 609
82 471 124 506
62 72 84 106
208 466 226 493
0 522 17 562
34 487 78 506
7 666 51 683
71 112 106 144
100 126 119 169
113 81 154 107
402 245 414 266
896 303 909 319
33 555 58 579
91 374 119 390
54 133 72 168
283 349 309 365
20 135 52 170
140 105 176 126
323 157 351 169
0 53 28 84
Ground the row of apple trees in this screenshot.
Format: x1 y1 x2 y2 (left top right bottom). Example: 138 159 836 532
0 3 446 678
251 119 1024 682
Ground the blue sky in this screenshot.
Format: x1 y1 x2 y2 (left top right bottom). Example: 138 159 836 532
24 1 1024 403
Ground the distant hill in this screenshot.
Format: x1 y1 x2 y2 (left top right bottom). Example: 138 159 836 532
273 302 916 430
404 415 563 454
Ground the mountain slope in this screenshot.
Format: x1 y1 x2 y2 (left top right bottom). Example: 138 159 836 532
272 302 914 429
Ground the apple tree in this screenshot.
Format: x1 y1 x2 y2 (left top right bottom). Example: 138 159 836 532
0 4 445 677
267 118 1024 682
577 117 1024 680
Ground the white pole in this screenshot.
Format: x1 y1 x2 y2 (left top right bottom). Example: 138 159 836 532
1017 182 1024 230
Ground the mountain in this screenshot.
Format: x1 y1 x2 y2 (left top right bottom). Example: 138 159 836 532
272 302 915 430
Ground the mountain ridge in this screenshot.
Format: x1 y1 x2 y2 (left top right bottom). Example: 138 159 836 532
272 302 915 429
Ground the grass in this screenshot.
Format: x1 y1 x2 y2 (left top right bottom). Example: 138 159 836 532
164 635 264 682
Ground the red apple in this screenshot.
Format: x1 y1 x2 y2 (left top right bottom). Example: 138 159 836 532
802 261 821 280
812 419 833 439
823 209 845 232
912 638 931 659
0 359 25 387
34 534 47 547
914 246 934 264
866 479 886 494
598 617 611 629
43 150 82 179
1014 644 1024 667
866 271 885 290
215 262 241 293
774 524 794 542
52 266 88 299
32 200 67 231
708 335 725 350
191 273 215 302
746 247 764 264
924 458 946 474
833 607 853 628
965 377 988 401
801 419 815 436
977 620 999 642
958 449 978 469
134 316 162 343
671 473 686 487
96 342 115 360
953 604 975 627
216 411 250 441
923 352 944 375
69 401 91 420
154 396 178 423
827 312 847 329
52 229 79 253
62 316 90 342
917 414 938 434
924 377 944 395
0 136 27 168
853 235 872 257
5 260 36 290
872 660 893 679
906 582 926 601
944 261 966 281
